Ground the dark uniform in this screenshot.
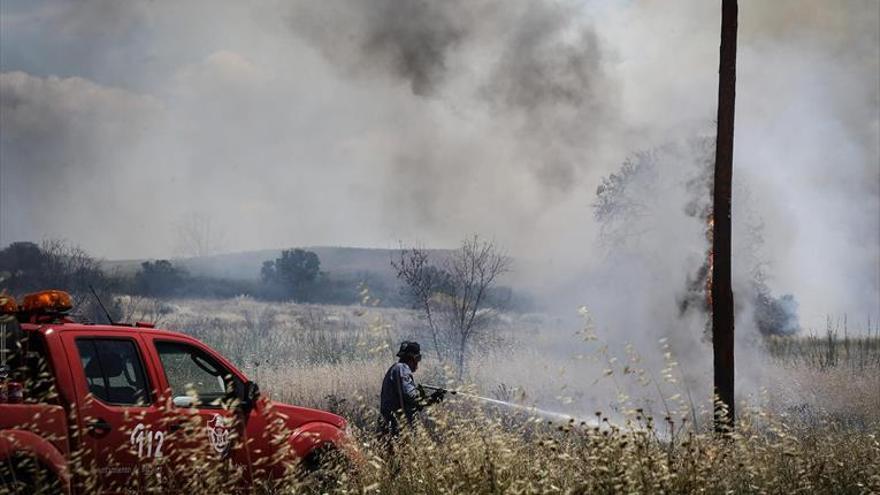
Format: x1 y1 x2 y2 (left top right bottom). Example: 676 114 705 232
378 341 443 437
379 361 422 435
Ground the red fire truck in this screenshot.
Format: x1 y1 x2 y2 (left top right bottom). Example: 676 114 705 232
0 290 355 493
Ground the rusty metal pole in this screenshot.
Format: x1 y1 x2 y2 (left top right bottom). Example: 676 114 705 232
712 0 738 431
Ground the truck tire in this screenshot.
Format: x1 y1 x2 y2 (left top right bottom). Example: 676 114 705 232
300 444 350 491
0 456 62 495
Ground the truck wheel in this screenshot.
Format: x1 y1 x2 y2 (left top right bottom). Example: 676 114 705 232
300 444 350 491
0 456 62 495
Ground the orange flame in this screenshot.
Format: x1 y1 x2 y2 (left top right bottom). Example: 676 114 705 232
706 213 714 308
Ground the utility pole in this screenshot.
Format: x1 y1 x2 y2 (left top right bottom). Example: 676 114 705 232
712 0 738 431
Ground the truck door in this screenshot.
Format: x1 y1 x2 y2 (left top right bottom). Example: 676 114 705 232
146 337 252 489
62 333 166 492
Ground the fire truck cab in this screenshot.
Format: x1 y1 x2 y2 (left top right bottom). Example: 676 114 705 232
0 290 353 493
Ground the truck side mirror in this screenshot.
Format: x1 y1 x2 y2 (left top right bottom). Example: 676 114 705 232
173 395 196 408
238 381 260 414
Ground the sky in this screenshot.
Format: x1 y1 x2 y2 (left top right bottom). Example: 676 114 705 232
1 0 878 330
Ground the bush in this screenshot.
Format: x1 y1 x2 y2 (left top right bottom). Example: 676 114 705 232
0 240 120 323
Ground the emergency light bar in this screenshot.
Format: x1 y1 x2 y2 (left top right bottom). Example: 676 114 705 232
0 296 17 315
21 290 73 314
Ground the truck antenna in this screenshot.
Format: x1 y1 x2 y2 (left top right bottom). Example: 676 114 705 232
88 285 115 325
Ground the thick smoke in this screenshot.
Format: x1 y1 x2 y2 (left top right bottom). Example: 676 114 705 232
483 3 609 194
290 0 470 97
290 0 616 203
0 0 877 337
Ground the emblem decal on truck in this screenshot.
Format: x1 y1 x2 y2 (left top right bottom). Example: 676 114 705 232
207 414 231 454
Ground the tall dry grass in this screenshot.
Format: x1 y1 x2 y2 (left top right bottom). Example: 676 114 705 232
152 297 880 493
763 317 880 371
3 296 878 494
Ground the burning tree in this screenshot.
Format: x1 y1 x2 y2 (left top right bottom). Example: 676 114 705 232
593 140 798 337
393 235 511 380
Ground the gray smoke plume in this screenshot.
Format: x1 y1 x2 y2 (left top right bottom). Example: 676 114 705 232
289 0 616 199
291 0 468 97
0 0 877 332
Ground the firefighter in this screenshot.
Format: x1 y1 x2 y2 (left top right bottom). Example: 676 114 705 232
379 341 444 437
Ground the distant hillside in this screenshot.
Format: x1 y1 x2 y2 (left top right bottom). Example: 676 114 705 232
102 245 536 310
103 246 454 282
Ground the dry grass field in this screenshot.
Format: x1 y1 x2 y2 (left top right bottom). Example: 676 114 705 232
124 296 880 494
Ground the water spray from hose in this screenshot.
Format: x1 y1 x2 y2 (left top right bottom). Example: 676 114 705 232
423 384 592 425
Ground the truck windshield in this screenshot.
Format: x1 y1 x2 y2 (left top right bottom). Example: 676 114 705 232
155 341 239 408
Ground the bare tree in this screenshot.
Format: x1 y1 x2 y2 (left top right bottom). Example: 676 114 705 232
392 245 449 363
38 240 118 321
0 239 122 323
393 235 511 380
175 212 225 258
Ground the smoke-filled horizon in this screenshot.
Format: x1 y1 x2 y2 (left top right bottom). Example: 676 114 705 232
1 0 878 330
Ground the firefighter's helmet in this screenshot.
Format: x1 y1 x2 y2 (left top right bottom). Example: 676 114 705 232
396 341 421 359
